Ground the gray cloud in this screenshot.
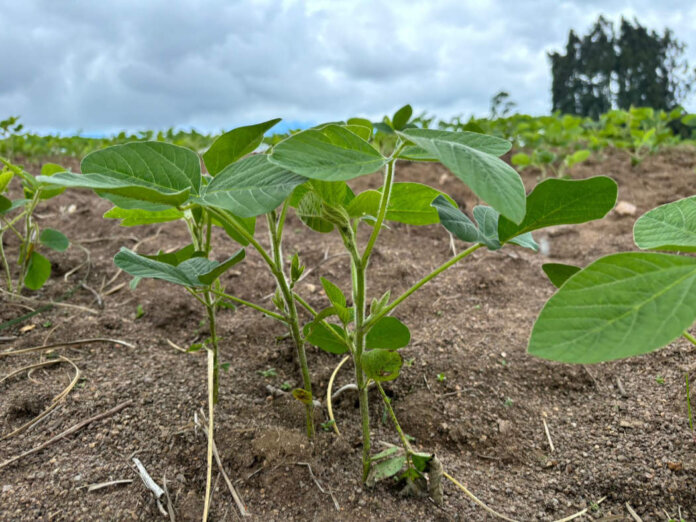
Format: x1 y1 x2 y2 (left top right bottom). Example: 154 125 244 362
1 0 694 134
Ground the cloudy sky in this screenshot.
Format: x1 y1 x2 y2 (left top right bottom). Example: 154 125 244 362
2 0 694 135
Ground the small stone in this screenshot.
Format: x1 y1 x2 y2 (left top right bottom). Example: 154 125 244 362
2 485 12 493
615 201 637 216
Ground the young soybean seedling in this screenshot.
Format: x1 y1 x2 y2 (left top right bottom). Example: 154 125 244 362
34 126 305 520
269 104 619 490
0 158 69 294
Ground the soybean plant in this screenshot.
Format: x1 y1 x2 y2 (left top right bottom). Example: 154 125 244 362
0 159 69 294
268 104 619 485
36 122 310 519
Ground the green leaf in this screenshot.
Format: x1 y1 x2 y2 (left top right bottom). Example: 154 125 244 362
321 277 347 308
200 154 306 217
392 104 413 131
410 452 433 473
369 455 406 482
114 247 235 288
0 170 12 192
511 152 531 167
541 263 581 288
24 252 51 290
291 388 314 405
270 124 388 181
564 149 590 168
371 447 400 461
39 228 69 252
431 196 537 251
104 206 183 226
633 196 696 252
0 194 10 213
499 177 618 242
366 317 410 349
213 214 256 246
363 349 402 382
143 244 201 265
346 118 373 140
36 163 66 199
431 195 479 243
202 118 281 176
399 128 525 223
38 142 201 207
303 322 349 354
0 198 28 215
197 249 245 285
295 191 334 233
528 252 696 364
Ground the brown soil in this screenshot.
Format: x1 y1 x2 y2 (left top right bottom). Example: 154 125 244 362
1 147 695 521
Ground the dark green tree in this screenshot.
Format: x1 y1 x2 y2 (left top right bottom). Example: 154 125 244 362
550 16 694 117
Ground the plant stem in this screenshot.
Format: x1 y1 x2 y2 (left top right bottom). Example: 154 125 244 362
211 289 288 323
365 243 483 330
376 381 412 453
683 330 696 347
361 157 395 265
267 211 315 439
293 291 350 345
204 291 220 404
202 346 215 522
0 231 12 293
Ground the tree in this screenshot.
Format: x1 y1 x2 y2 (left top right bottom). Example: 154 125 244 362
550 17 695 117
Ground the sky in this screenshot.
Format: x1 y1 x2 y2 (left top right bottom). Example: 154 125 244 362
1 0 694 135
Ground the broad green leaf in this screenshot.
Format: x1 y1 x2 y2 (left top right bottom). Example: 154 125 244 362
114 247 235 288
431 197 537 251
371 447 400 461
369 455 406 482
541 263 581 288
392 104 413 130
203 118 281 175
303 322 348 354
347 118 373 139
200 155 306 218
499 177 618 242
431 195 479 243
633 196 696 252
344 124 372 142
397 146 438 162
213 214 256 247
400 128 512 156
399 128 525 223
363 349 402 382
295 191 334 233
143 244 201 265
0 194 10 213
39 228 69 252
270 125 388 181
36 163 66 199
99 193 174 211
197 249 245 284
366 317 410 349
24 252 51 290
321 277 347 308
104 206 184 226
529 252 696 364
348 184 456 226
39 142 202 207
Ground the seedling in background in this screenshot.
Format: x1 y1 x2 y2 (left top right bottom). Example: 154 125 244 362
269 103 618 491
135 304 145 319
0 158 69 294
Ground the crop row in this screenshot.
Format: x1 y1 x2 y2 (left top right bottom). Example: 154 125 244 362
1 105 694 520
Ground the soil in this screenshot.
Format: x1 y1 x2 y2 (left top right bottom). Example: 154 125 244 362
1 147 695 521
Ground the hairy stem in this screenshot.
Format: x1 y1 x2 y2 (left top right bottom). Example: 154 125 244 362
267 211 315 439
204 292 220 404
0 231 12 293
361 157 395 265
376 381 412 453
211 289 287 323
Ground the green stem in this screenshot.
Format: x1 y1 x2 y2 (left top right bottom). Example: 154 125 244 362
208 208 276 270
686 373 693 432
683 330 696 347
211 289 288 323
204 291 220 405
361 157 395 266
267 211 315 439
376 381 412 453
0 231 12 293
365 243 483 330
